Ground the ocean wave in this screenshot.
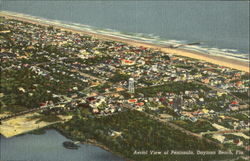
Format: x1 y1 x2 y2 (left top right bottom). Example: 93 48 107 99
1 10 249 63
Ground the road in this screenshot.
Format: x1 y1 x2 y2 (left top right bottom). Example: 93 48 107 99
201 128 250 135
0 106 50 121
78 71 106 82
122 103 223 147
0 100 71 121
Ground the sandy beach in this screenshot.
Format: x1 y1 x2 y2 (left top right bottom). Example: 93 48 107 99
0 12 249 72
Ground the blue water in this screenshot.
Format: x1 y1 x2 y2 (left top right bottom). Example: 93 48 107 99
0 130 124 161
1 1 249 60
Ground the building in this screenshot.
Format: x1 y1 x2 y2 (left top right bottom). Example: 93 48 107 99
173 95 183 111
121 59 135 66
128 78 135 93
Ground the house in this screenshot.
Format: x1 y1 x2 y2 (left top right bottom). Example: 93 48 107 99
159 114 173 120
233 139 243 146
245 146 250 151
121 59 135 66
18 87 26 93
109 130 122 138
116 87 124 92
136 102 144 106
189 117 198 122
92 108 99 114
228 101 239 111
202 78 210 84
202 109 209 114
239 104 248 110
0 30 11 33
235 81 243 87
128 99 137 103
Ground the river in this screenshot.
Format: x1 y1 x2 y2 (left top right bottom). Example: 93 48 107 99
0 130 124 161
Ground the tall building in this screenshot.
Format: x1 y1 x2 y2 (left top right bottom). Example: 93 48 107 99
128 78 135 93
173 95 183 111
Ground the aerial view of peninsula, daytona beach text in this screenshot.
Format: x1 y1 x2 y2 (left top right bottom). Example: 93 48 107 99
0 1 249 161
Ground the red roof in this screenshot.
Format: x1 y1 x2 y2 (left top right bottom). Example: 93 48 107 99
140 46 147 50
40 103 46 106
128 99 137 103
233 139 240 144
120 59 133 63
124 60 133 63
87 97 96 102
159 98 166 102
136 102 144 106
231 101 238 105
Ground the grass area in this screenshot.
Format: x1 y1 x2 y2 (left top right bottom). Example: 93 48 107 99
51 110 233 161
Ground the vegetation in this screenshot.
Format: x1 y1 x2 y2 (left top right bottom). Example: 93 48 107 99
52 110 230 161
84 55 112 65
28 129 46 135
92 82 111 93
223 134 249 144
0 68 59 111
27 114 62 123
174 64 193 69
109 72 130 83
172 120 217 133
231 113 249 122
243 131 250 137
135 81 210 97
232 92 249 103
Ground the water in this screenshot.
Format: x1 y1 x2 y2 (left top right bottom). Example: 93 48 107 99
0 130 124 161
0 1 249 60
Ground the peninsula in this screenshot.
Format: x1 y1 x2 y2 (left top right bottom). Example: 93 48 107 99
0 12 249 161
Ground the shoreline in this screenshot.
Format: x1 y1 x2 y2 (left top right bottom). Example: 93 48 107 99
0 11 249 72
52 127 132 161
1 127 131 161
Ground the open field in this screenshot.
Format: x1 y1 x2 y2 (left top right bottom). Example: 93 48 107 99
0 113 72 138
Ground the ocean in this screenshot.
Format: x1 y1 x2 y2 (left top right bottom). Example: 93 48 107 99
1 1 249 61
